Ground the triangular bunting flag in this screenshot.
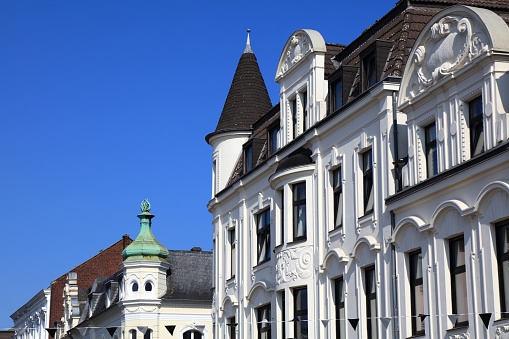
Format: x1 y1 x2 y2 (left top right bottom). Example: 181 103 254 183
46 328 57 338
348 318 359 330
479 313 492 329
448 314 458 326
107 327 117 337
165 325 176 335
321 319 330 327
77 328 87 336
418 314 428 322
381 317 391 327
137 326 148 335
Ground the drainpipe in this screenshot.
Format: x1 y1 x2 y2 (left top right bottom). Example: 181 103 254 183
392 91 400 192
390 210 399 338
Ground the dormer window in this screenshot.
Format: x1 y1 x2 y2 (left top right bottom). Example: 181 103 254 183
268 121 280 156
332 79 343 112
244 143 253 172
363 52 377 90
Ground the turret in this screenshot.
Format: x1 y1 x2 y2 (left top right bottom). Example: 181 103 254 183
206 30 272 197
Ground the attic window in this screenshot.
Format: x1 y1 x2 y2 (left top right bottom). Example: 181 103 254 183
332 79 343 111
362 52 376 90
244 143 253 172
268 121 280 156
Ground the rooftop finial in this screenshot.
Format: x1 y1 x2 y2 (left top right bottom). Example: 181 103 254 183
140 198 151 213
244 28 253 54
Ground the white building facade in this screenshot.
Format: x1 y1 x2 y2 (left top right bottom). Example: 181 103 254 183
207 2 509 339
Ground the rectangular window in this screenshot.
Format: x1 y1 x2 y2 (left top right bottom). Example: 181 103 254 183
497 221 509 317
229 229 236 279
257 209 271 263
293 287 308 339
293 183 307 240
257 304 271 339
268 123 280 156
363 53 377 90
410 250 425 336
365 266 377 339
425 122 438 178
245 144 253 172
469 96 484 157
450 236 468 327
362 150 374 214
228 316 236 339
334 277 345 339
332 167 343 229
292 98 298 139
302 91 308 132
333 80 343 112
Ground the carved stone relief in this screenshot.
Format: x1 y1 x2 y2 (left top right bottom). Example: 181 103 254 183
405 15 488 101
280 34 311 75
275 246 312 285
496 325 509 339
448 333 470 339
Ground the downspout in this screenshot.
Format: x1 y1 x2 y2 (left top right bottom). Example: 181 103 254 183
392 91 400 191
391 210 399 338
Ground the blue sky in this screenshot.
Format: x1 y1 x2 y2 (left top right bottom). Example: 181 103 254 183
0 0 397 329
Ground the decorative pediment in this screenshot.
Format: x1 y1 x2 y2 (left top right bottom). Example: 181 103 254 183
399 6 509 106
275 29 326 81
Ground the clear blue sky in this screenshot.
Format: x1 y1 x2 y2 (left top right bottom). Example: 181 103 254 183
0 0 397 329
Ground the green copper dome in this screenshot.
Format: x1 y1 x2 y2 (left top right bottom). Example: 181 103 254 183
122 199 169 262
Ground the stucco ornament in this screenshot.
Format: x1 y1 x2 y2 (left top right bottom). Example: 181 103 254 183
448 332 470 339
275 247 312 284
496 325 509 339
407 15 487 100
280 34 311 74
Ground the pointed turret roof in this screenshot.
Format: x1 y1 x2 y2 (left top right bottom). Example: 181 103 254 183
206 30 272 143
122 199 169 262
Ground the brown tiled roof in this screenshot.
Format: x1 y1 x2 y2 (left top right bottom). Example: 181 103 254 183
325 43 345 77
207 50 272 142
409 0 509 10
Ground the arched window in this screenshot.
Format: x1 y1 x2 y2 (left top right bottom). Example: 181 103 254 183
183 330 202 339
143 329 152 339
145 282 152 292
132 282 139 292
130 330 137 339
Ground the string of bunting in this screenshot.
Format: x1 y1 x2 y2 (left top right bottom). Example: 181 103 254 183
38 311 496 338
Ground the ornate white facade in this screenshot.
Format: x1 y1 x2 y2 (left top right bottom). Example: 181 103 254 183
208 4 509 339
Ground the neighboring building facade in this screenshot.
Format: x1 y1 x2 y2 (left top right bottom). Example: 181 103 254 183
207 1 509 339
11 236 132 339
65 200 213 339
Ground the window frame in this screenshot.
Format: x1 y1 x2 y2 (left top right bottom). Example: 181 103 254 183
449 235 468 327
293 287 308 339
362 149 374 215
268 121 280 156
468 95 484 158
228 316 236 339
229 228 236 279
424 122 438 178
257 304 271 339
332 167 343 230
256 209 271 264
292 182 307 241
332 79 343 112
334 277 345 339
365 265 377 339
291 97 298 139
409 250 425 336
362 52 377 91
497 220 509 318
302 91 308 132
244 142 254 173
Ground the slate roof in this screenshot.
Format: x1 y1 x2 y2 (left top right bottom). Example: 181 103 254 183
206 48 272 143
162 249 213 301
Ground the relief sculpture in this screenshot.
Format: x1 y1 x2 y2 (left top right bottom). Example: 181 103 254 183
280 33 311 75
406 15 487 100
275 247 312 285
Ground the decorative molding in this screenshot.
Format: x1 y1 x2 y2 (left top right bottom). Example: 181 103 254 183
275 246 312 285
280 34 311 75
448 332 470 339
496 325 509 339
404 15 488 102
